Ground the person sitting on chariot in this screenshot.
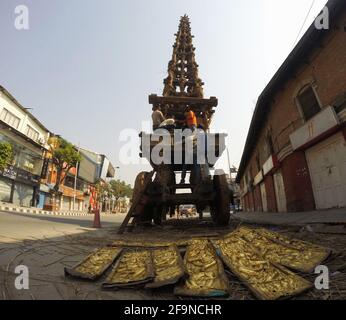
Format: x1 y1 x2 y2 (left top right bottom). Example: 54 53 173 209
180 107 201 184
184 106 197 131
151 105 165 131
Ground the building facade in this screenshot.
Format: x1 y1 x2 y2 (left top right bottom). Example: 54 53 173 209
40 161 87 211
236 0 346 213
0 86 116 211
0 86 50 207
41 146 115 212
78 147 115 211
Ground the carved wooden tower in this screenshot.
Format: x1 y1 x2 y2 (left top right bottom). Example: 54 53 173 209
149 14 217 130
163 14 204 98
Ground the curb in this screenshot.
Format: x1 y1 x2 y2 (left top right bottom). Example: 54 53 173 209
230 213 346 226
0 205 118 217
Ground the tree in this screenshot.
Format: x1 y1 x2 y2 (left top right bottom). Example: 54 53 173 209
92 180 133 212
49 137 82 193
109 179 133 202
94 180 111 209
94 179 133 212
108 179 133 213
0 142 13 171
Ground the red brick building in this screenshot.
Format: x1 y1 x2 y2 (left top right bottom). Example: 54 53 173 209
236 0 346 213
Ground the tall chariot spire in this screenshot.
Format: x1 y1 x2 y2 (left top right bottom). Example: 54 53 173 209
163 15 204 98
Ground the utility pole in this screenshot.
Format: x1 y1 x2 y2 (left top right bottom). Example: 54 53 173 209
73 144 80 211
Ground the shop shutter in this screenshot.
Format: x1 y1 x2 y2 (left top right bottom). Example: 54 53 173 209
0 179 12 202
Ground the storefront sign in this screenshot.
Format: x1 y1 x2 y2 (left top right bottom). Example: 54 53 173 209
0 166 40 185
39 183 51 193
41 158 49 179
254 170 264 186
0 165 17 180
263 154 279 176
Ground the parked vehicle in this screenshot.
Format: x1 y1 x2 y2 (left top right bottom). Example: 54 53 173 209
179 205 197 218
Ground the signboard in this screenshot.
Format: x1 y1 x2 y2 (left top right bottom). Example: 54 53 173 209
254 170 264 186
263 155 274 176
39 183 51 193
0 166 39 184
0 165 16 180
289 106 339 150
41 158 49 179
100 157 115 180
263 154 279 176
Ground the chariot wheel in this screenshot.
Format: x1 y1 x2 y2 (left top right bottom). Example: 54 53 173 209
132 171 150 203
132 171 152 224
211 171 230 226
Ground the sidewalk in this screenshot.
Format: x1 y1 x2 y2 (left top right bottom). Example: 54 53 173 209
231 208 346 226
0 203 119 217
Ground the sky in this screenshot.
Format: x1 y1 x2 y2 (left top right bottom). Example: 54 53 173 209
0 0 328 185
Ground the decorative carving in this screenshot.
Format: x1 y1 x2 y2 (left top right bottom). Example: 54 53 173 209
162 15 204 98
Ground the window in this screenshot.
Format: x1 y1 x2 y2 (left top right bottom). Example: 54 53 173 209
0 108 20 129
335 100 346 113
0 135 42 174
64 175 84 191
64 175 75 189
17 151 42 175
333 92 346 113
26 125 39 142
296 86 321 121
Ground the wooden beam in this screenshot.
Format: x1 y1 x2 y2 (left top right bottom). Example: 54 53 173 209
149 94 218 107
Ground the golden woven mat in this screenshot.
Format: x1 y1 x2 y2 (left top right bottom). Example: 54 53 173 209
111 240 176 248
64 246 122 280
146 245 185 288
212 235 312 300
230 227 330 273
65 227 331 299
102 249 154 288
110 237 215 248
174 239 229 297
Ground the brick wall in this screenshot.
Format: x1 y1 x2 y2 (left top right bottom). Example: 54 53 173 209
239 10 346 212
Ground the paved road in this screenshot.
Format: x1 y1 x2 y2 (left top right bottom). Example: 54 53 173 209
0 211 125 243
1 210 345 300
0 210 222 300
0 211 147 300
